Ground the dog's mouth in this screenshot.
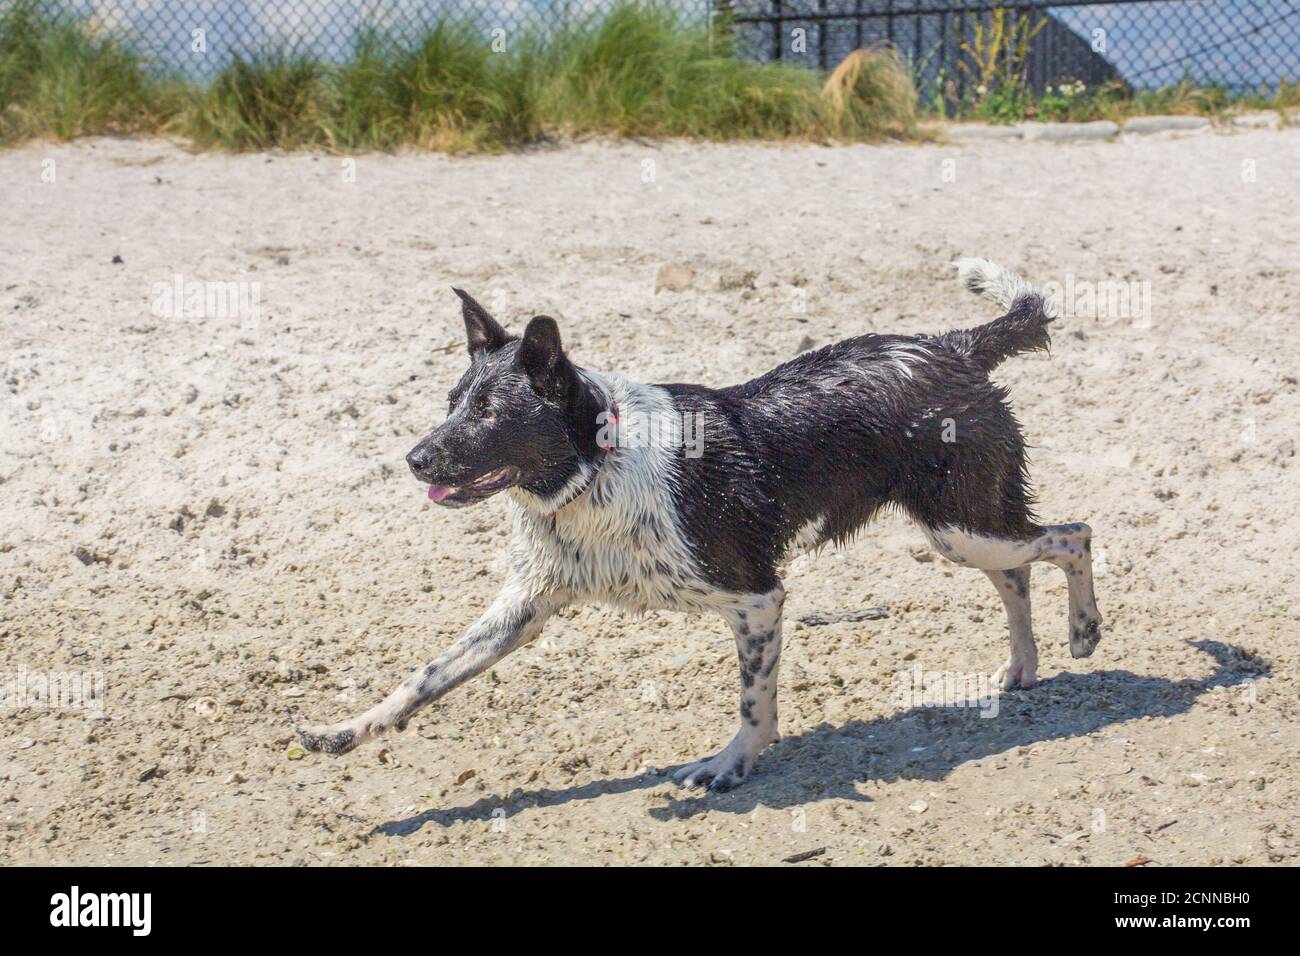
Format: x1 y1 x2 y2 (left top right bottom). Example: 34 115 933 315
426 466 520 507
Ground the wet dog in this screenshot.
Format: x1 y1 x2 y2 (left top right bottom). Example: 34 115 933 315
297 258 1102 791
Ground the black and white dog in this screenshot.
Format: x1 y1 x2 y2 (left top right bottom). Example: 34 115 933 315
298 259 1102 791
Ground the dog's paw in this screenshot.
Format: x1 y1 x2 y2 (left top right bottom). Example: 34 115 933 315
1069 611 1103 659
673 753 751 793
994 655 1038 690
296 723 359 756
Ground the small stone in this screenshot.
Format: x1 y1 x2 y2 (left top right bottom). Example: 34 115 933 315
909 799 928 814
718 270 757 291
655 263 695 293
455 768 477 785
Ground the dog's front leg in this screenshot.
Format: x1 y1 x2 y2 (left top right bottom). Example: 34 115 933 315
296 586 559 755
675 585 785 792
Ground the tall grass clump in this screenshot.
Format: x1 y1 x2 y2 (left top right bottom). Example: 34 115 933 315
821 45 918 139
184 3 922 151
186 49 328 149
324 29 407 149
538 3 828 140
0 0 171 142
324 22 543 151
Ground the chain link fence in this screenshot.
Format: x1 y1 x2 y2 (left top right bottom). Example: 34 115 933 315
26 1 710 76
726 1 1300 95
22 0 1300 93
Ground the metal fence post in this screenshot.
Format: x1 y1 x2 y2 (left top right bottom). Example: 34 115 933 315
772 0 783 61
818 0 828 70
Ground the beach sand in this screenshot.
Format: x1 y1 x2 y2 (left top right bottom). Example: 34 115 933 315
2 128 1297 865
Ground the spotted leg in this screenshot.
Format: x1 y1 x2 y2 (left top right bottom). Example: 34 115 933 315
1035 523 1103 658
985 566 1037 689
674 585 785 792
296 585 560 755
927 521 1103 676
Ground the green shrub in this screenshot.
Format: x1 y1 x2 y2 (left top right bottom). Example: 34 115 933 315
186 50 327 149
0 0 170 142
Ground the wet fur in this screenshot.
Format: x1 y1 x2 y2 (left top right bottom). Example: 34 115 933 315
297 258 1103 791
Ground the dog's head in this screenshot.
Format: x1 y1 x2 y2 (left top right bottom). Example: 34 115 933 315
406 289 605 509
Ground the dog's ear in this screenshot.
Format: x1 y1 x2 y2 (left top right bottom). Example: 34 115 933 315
452 288 510 356
519 316 566 394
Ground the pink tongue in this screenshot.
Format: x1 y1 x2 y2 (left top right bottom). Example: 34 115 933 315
427 484 453 502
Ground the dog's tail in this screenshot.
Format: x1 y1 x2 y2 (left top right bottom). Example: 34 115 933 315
945 258 1054 372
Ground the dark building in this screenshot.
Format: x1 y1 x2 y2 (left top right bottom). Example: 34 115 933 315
725 1 1125 104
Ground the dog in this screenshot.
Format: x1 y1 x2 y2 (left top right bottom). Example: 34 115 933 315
297 258 1102 791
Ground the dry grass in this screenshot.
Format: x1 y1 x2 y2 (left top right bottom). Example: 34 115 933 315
821 44 919 140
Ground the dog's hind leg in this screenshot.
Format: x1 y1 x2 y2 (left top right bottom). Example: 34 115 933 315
296 585 561 756
984 566 1037 689
1034 523 1103 659
674 585 785 792
927 522 1103 675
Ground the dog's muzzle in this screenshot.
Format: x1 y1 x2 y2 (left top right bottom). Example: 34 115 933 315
406 444 441 482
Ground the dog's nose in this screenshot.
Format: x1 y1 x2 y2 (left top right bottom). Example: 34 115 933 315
406 446 436 477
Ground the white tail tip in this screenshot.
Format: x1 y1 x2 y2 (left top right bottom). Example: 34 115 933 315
951 257 1038 312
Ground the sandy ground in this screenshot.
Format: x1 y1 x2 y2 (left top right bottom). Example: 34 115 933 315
2 128 1298 867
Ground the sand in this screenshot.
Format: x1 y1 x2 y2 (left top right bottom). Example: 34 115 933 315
1 128 1297 866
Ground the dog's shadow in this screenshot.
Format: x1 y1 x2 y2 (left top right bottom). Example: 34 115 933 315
373 640 1266 836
